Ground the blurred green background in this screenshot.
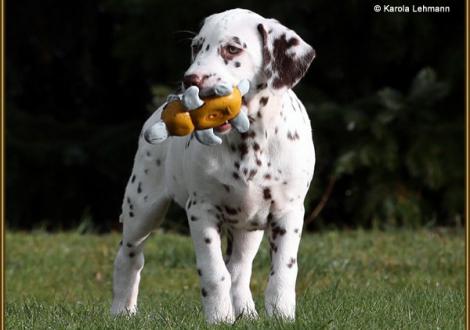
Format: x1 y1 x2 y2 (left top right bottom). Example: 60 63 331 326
6 0 465 232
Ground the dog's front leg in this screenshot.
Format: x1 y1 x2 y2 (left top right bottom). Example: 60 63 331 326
187 201 235 324
265 206 304 320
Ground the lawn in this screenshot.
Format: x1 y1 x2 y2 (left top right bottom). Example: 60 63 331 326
5 228 465 329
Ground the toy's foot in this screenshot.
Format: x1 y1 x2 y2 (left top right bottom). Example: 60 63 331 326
182 86 204 110
166 94 181 102
230 106 250 133
195 129 222 145
237 79 250 95
213 83 233 96
144 121 169 144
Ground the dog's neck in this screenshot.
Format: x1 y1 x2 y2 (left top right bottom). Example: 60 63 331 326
224 87 287 150
244 86 285 125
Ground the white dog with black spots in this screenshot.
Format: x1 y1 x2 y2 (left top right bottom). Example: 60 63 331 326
111 8 316 324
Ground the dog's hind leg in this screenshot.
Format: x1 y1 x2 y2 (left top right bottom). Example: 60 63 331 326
111 171 171 315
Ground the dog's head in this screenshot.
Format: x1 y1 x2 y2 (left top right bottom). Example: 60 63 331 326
183 9 315 94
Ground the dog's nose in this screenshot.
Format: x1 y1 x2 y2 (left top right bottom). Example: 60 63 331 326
183 74 202 88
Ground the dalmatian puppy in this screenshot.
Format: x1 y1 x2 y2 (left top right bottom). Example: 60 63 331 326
111 8 316 324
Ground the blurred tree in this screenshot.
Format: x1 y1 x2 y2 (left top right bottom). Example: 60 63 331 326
6 0 465 231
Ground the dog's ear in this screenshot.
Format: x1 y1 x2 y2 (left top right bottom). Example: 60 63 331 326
257 19 315 90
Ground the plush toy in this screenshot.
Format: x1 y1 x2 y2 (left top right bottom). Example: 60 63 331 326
144 80 250 146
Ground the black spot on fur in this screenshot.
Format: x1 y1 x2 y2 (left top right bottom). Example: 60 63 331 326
233 172 240 180
234 61 241 68
264 174 272 180
137 182 142 194
156 159 161 166
263 188 272 200
239 143 248 158
260 97 269 106
248 169 257 181
222 184 230 192
234 161 240 169
197 269 202 276
204 238 211 244
127 242 133 248
257 83 268 90
129 252 135 258
131 175 136 183
287 258 296 268
206 44 210 51
232 36 241 45
201 288 207 297
287 131 300 141
224 205 238 215
190 215 198 221
129 212 134 217
253 142 260 151
270 241 278 253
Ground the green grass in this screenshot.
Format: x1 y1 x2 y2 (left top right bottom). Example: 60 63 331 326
6 228 465 329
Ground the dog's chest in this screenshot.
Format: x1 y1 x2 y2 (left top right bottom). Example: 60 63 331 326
170 90 314 230
192 129 306 230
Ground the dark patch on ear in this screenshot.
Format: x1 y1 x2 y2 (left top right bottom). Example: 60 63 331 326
272 34 315 89
257 24 272 65
258 23 315 89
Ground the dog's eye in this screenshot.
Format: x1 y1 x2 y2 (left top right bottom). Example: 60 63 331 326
226 45 242 55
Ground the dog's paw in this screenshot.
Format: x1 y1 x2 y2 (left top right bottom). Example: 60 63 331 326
110 303 137 317
265 293 296 321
